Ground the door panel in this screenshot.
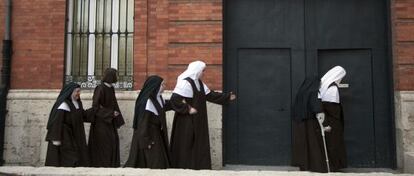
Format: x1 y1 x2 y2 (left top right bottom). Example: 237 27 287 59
224 0 305 165
237 49 291 165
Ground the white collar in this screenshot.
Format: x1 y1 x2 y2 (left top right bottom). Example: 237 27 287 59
145 96 164 116
321 86 340 103
319 66 346 101
172 79 211 98
57 102 70 112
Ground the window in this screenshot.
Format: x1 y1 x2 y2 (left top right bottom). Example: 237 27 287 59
64 0 134 89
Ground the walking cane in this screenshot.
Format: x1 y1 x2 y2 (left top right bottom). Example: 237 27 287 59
317 113 330 173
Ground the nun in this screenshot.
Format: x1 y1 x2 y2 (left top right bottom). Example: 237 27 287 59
45 82 89 167
291 76 328 172
124 75 172 168
169 60 236 170
319 66 348 171
87 68 125 167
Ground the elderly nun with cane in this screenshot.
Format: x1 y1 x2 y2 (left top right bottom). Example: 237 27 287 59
292 66 347 172
318 66 348 172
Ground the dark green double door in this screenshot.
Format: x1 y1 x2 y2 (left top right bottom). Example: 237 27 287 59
224 0 395 168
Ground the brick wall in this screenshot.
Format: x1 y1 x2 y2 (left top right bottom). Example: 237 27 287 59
0 1 5 74
144 0 223 90
9 0 66 89
6 0 224 90
133 0 149 89
393 0 414 91
8 0 414 91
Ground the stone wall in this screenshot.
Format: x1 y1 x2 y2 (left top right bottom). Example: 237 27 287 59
394 91 414 172
3 89 223 169
5 89 414 173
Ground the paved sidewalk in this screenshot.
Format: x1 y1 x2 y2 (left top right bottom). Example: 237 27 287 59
0 166 412 176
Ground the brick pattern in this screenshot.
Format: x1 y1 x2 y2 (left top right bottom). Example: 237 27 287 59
144 0 170 88
393 0 414 90
5 0 224 90
8 0 66 89
168 43 222 65
166 1 223 90
0 2 5 77
134 0 222 89
169 1 221 21
169 21 222 43
12 1 414 91
133 0 149 89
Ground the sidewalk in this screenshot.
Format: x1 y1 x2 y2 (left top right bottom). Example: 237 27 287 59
0 166 412 176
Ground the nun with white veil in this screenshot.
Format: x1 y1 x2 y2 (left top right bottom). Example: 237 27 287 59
319 66 348 171
169 61 236 170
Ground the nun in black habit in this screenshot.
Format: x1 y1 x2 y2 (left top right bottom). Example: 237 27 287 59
87 68 125 167
169 61 236 170
45 82 89 167
124 75 172 168
291 76 328 172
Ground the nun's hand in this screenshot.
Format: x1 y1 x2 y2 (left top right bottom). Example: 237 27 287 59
230 92 237 101
324 126 332 132
189 106 198 115
114 111 120 117
52 141 61 146
316 112 325 124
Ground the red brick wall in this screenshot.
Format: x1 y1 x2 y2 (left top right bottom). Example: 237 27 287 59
133 0 149 89
9 0 413 91
9 0 66 89
0 1 5 73
393 0 414 90
142 0 223 90
7 0 223 90
145 0 170 88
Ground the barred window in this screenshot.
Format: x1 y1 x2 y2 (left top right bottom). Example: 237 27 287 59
64 0 134 89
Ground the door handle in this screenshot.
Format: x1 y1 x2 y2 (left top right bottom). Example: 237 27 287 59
338 83 349 88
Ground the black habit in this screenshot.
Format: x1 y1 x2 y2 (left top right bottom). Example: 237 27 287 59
45 83 89 167
291 77 327 172
169 78 230 170
322 84 347 171
87 68 125 167
124 75 172 168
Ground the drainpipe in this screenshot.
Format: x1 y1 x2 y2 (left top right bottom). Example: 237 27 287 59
0 0 12 166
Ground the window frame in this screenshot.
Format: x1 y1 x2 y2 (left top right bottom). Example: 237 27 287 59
63 0 134 89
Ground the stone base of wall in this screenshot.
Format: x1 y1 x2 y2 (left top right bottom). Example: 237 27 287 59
403 152 414 173
3 90 223 169
395 91 414 172
4 89 414 173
